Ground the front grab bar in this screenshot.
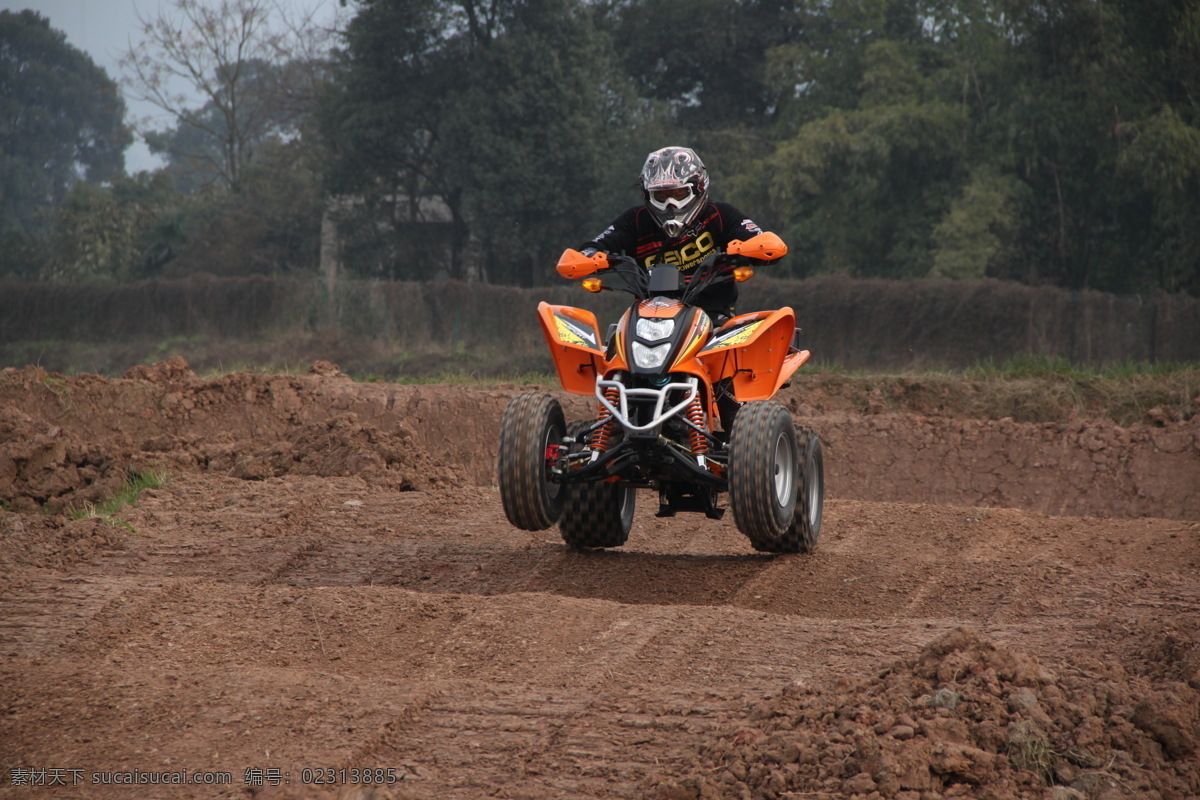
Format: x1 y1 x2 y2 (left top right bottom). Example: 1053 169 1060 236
595 376 699 433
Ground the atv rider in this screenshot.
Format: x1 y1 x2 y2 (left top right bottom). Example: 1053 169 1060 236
579 146 786 429
579 146 782 325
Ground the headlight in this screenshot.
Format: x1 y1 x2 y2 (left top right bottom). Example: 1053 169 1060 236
636 317 675 341
631 341 672 369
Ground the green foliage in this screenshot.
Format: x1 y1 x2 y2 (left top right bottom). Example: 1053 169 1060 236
931 168 1027 279
39 175 179 282
730 0 1200 292
70 470 168 529
0 11 131 235
325 0 651 283
1116 106 1200 292
6 0 1200 295
756 93 967 278
160 139 324 278
597 0 798 131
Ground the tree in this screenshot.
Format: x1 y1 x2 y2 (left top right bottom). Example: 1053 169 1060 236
121 0 342 192
746 37 968 279
0 10 131 235
597 0 798 132
40 173 181 282
326 0 646 284
143 58 317 194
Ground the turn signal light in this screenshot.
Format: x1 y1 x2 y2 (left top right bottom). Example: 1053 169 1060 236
582 277 604 292
732 267 755 282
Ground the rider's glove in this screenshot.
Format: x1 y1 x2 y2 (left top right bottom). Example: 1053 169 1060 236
580 247 600 258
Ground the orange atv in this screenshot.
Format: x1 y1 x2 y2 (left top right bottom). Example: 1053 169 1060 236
497 232 824 553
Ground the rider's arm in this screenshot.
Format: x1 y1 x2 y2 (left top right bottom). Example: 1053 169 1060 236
714 202 783 263
580 207 641 258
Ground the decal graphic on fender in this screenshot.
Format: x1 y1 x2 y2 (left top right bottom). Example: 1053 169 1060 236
554 314 597 348
701 320 762 351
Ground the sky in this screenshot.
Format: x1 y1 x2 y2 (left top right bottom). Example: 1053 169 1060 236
9 0 343 172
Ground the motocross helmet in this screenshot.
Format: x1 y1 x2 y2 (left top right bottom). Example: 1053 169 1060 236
640 146 709 239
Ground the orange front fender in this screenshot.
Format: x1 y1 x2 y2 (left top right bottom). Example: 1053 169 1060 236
537 302 606 395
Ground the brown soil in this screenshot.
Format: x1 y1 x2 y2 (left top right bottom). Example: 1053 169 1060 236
1 358 1197 800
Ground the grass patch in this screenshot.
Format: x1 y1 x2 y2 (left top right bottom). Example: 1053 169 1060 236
1006 721 1057 785
963 354 1200 380
789 363 1199 425
70 470 168 529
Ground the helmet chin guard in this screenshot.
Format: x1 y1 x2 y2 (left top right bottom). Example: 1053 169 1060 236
640 146 709 238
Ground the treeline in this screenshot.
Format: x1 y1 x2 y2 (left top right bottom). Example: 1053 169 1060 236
3 0 1199 295
3 276 1195 371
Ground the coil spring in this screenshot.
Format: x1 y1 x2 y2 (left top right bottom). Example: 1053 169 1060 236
590 385 620 452
686 395 707 456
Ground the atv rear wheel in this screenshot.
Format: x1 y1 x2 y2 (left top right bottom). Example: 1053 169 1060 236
559 421 635 548
728 401 801 553
786 430 824 553
560 481 635 548
498 392 566 531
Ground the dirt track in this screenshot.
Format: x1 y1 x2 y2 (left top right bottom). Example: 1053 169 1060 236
1 359 1198 800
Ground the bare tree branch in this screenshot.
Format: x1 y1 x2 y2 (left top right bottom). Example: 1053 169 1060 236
120 0 346 191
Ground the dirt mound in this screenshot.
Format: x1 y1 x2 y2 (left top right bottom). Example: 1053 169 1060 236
654 629 1199 800
0 513 125 592
122 354 196 382
0 361 465 513
216 411 460 491
805 410 1200 519
0 403 129 515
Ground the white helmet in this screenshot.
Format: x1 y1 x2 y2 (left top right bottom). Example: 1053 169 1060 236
640 146 709 239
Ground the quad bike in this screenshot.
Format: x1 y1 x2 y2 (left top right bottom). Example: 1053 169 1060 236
497 232 824 553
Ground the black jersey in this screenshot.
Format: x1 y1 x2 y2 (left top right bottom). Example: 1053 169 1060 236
582 201 770 317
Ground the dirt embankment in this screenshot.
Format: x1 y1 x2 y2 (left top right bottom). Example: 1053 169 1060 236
1 358 1197 800
2 359 1198 520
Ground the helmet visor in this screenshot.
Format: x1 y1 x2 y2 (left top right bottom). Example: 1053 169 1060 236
649 185 695 210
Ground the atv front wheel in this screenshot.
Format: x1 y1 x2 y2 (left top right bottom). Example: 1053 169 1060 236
498 392 566 531
559 421 635 548
786 430 824 553
728 401 801 553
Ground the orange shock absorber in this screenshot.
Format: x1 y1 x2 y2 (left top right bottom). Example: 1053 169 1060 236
591 385 620 452
686 395 707 457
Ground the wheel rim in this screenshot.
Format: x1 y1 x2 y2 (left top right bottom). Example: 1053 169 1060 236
772 431 795 507
543 423 563 501
805 457 820 526
804 439 823 531
618 485 635 527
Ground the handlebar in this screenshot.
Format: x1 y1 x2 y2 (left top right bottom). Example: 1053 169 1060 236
558 232 786 302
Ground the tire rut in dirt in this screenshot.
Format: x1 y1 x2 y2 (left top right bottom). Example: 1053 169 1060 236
253 537 777 608
498 392 565 531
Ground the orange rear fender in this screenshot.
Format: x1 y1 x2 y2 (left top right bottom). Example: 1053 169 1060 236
537 302 606 396
697 307 799 401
